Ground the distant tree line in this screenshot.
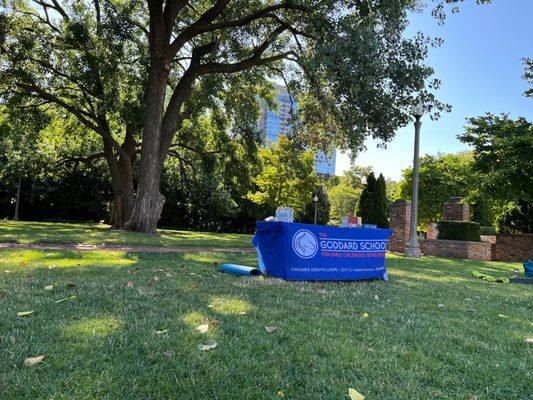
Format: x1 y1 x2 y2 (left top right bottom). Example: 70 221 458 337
399 114 532 234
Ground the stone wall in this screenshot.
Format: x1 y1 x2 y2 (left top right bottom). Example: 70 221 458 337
420 239 492 261
388 199 411 253
387 197 533 262
491 233 533 262
442 197 469 222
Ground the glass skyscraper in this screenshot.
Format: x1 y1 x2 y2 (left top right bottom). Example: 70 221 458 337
259 85 336 176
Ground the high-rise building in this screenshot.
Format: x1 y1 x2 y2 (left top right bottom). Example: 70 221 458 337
259 85 336 176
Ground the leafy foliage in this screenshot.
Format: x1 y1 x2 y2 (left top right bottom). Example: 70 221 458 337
247 135 317 215
327 185 361 225
0 0 493 231
399 152 474 225
523 58 533 98
457 114 533 203
496 200 533 234
437 220 481 242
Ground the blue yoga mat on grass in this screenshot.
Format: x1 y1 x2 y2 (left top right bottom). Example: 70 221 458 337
220 263 261 276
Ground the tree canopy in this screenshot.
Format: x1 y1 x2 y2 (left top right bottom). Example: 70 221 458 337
0 0 487 231
399 152 474 225
457 114 533 204
247 135 316 215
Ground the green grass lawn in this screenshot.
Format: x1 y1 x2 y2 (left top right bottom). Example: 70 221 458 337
0 220 252 248
0 249 531 399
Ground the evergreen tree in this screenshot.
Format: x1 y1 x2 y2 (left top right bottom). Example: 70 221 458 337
357 172 388 227
358 172 376 224
375 174 389 228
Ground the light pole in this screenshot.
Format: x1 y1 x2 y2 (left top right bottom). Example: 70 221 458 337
313 194 319 225
406 103 424 258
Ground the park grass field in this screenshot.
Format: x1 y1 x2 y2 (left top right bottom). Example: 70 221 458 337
0 220 252 248
0 247 531 399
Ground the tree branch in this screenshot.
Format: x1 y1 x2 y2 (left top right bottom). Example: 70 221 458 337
60 152 105 166
165 2 308 59
163 0 189 42
18 82 100 133
169 142 223 155
197 26 292 75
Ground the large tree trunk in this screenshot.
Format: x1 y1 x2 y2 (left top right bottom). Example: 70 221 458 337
109 160 135 228
125 63 169 233
106 126 137 228
124 12 198 233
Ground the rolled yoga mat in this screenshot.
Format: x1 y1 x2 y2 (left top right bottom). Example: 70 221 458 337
220 263 262 276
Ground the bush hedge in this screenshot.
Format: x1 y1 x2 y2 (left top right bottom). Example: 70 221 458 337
480 225 497 235
437 220 481 242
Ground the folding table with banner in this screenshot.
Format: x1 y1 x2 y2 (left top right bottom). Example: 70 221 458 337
252 221 392 281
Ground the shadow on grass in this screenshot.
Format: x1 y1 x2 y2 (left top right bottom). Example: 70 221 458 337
0 220 252 248
0 249 531 399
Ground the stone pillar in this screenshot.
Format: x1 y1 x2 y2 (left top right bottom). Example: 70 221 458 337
426 223 438 240
388 199 411 253
443 197 469 221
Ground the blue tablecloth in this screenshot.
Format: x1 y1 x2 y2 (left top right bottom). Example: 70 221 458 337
252 221 392 281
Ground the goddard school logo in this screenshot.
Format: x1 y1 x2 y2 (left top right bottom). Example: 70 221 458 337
292 229 318 259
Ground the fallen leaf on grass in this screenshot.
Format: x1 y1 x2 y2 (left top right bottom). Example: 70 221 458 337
277 391 285 397
196 324 209 333
191 284 199 289
54 298 68 303
44 285 54 291
23 355 45 367
265 326 277 333
498 314 508 318
126 281 134 288
348 388 365 400
69 295 76 299
362 312 369 318
155 329 169 335
197 340 217 351
67 283 76 288
17 311 34 317
210 319 219 326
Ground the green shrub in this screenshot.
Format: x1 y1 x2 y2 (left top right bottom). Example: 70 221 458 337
480 225 497 235
437 220 481 242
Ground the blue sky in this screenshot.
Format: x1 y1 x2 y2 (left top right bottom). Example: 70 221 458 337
336 0 533 180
